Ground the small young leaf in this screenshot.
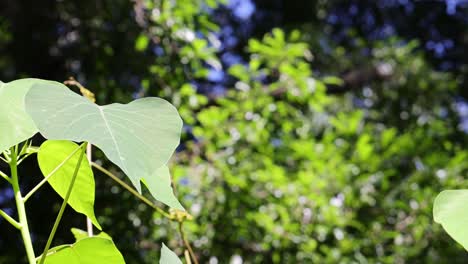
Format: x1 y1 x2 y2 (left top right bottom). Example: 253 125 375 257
0 79 54 152
160 243 182 264
42 237 125 264
25 81 184 209
38 140 101 229
434 189 468 250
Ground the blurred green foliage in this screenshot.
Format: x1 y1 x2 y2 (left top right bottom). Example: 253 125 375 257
134 0 224 97
165 30 468 263
0 1 467 263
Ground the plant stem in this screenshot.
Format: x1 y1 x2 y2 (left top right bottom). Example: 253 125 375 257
86 143 93 236
2 151 11 163
178 222 198 264
0 170 11 183
90 162 173 219
9 147 36 264
17 153 36 165
0 155 8 164
184 250 192 264
26 146 39 154
23 144 82 203
92 161 200 262
39 142 87 264
0 209 21 229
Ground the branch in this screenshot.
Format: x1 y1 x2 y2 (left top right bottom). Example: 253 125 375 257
64 77 96 103
0 209 21 229
178 222 198 264
326 62 394 94
0 170 11 183
0 155 8 164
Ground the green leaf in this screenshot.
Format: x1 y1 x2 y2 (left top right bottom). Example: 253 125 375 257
135 34 149 51
0 78 54 152
142 166 184 210
25 82 183 209
160 243 182 264
42 237 125 264
434 190 468 250
71 228 112 241
322 76 344 86
70 228 89 241
38 140 101 229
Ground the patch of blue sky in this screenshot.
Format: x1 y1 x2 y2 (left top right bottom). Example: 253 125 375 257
229 0 255 20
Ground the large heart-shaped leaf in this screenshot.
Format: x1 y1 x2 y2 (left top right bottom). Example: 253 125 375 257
25 82 183 209
433 189 468 250
38 140 101 229
160 243 182 264
42 236 125 264
0 78 54 152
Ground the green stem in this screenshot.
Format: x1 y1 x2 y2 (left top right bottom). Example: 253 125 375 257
0 209 21 229
86 143 93 236
90 162 173 219
2 150 11 162
39 142 87 264
9 147 36 264
17 153 35 165
0 170 11 183
0 155 8 164
26 146 39 154
17 145 39 165
18 140 31 157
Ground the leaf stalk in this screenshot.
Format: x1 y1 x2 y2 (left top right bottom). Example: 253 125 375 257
0 209 21 229
90 162 173 219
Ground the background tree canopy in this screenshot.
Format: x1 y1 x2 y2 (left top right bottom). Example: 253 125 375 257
0 0 467 263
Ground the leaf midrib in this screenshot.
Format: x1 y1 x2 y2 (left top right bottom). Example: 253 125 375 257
97 106 128 174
